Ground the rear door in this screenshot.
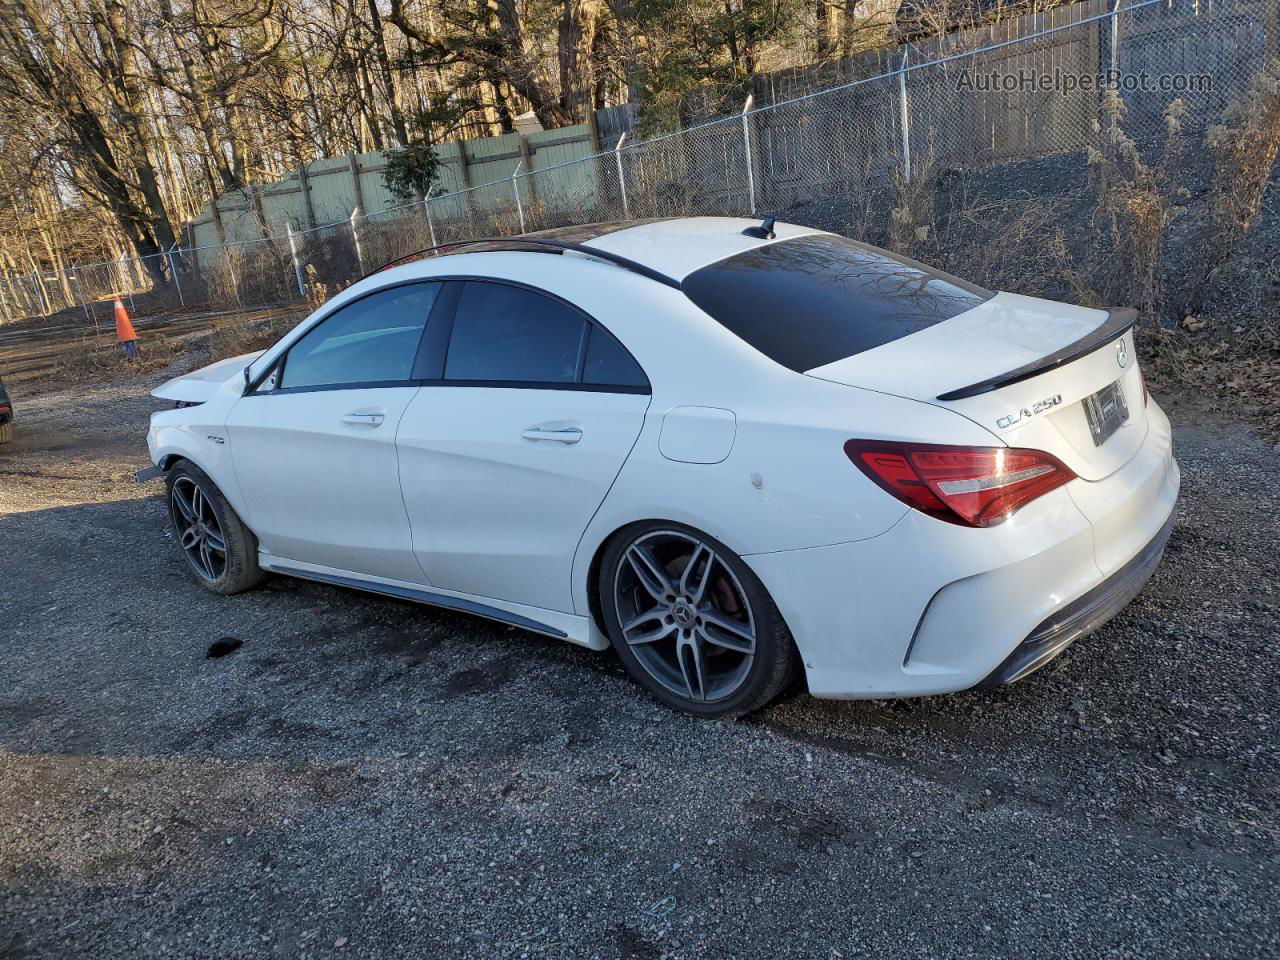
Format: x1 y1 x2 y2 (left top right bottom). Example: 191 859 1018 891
395 279 650 613
225 282 441 582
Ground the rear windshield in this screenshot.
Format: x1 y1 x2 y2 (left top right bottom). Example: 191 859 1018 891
682 234 993 371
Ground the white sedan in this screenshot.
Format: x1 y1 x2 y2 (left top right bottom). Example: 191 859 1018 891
141 217 1179 717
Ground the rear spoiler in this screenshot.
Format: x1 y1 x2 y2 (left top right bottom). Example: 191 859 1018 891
936 307 1138 401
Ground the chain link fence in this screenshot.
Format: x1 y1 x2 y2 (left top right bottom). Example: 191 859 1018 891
0 0 1271 324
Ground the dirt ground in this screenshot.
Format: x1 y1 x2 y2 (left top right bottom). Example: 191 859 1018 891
0 302 296 389
1 370 1278 959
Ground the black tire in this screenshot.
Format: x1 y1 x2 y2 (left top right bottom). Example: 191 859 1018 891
0 420 12 445
164 460 265 595
599 521 800 719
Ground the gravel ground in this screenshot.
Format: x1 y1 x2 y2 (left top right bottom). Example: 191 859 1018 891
1 375 1278 960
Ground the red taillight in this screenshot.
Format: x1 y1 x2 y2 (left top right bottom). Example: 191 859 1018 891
844 440 1076 528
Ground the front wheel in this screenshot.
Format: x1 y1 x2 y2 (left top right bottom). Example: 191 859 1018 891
599 522 799 718
165 461 264 595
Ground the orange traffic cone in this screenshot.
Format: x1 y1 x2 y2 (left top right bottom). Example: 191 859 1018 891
113 297 138 358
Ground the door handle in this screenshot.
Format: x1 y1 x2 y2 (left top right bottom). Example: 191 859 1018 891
342 412 385 427
522 426 582 444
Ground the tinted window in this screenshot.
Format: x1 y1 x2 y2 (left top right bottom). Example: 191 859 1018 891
583 326 648 387
445 282 586 383
682 234 993 372
281 283 438 388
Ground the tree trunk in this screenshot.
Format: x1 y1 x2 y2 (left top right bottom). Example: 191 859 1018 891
558 0 587 122
92 0 178 262
367 0 410 145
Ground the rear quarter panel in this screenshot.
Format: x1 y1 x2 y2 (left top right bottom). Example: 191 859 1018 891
570 366 1005 619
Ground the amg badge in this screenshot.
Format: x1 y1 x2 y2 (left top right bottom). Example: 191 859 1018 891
996 394 1063 430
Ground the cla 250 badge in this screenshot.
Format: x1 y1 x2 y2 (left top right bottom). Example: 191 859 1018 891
996 394 1063 430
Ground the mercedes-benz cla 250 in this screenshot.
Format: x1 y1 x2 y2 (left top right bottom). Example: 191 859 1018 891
139 217 1178 716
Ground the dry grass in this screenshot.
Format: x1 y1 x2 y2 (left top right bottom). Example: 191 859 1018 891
1085 90 1185 317
887 146 938 259
943 196 1093 304
1190 57 1280 316
207 309 301 362
53 333 184 381
1143 329 1280 443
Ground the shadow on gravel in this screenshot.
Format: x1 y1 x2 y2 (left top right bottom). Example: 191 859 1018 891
0 496 620 761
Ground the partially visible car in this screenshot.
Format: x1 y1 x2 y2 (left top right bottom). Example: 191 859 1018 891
0 377 13 445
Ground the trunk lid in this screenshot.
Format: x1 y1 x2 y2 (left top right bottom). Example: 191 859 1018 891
150 351 262 404
805 292 1148 481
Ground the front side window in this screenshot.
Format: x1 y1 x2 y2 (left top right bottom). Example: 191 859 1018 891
444 282 587 384
280 283 439 389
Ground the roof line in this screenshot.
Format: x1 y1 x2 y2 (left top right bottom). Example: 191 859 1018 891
362 237 683 289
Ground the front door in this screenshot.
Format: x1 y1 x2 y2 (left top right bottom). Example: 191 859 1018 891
226 282 442 583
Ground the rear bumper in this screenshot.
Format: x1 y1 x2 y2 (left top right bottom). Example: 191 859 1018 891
977 503 1175 687
745 402 1179 699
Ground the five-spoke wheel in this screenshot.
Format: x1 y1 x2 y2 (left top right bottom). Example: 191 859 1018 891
164 461 264 595
170 476 227 582
602 523 798 717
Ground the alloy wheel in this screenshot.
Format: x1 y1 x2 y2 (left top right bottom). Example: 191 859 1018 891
170 476 227 582
612 530 756 703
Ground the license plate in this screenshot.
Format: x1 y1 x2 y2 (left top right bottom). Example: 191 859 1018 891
1083 379 1129 446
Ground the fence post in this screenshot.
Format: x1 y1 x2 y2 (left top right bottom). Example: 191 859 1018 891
73 273 97 335
519 134 540 213
25 250 51 315
898 49 912 184
117 257 135 310
297 160 316 229
423 197 438 248
741 94 757 215
0 274 13 325
347 153 367 214
350 206 366 275
285 223 306 297
166 242 185 307
224 247 242 305
1110 0 1122 77
511 160 526 233
614 133 630 219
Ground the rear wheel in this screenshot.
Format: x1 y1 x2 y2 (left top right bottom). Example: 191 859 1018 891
599 522 799 718
0 420 11 445
165 461 264 595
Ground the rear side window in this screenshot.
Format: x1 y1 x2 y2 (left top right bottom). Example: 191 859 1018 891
442 281 649 391
281 283 438 389
682 234 993 372
445 282 585 383
583 326 647 387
